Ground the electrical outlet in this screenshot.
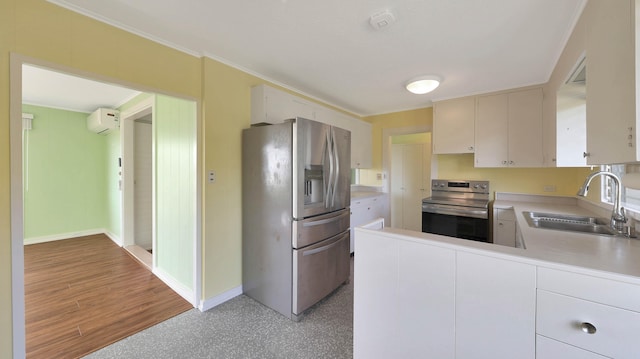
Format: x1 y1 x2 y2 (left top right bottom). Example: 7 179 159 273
376 173 382 180
543 185 556 192
208 170 216 183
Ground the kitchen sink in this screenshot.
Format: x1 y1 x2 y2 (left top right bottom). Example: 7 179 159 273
522 211 616 236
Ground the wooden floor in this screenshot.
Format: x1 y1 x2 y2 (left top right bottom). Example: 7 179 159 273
24 234 193 359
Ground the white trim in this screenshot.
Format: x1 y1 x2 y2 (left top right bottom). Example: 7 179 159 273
103 230 122 246
198 286 243 312
120 97 155 250
47 1 201 58
10 53 26 359
153 267 197 308
381 125 435 193
23 228 112 245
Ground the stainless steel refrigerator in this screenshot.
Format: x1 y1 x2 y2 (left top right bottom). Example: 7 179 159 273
242 117 351 321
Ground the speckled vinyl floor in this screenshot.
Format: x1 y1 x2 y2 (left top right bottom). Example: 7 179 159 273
83 258 354 359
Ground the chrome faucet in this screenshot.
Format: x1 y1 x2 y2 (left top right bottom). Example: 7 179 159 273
577 171 628 234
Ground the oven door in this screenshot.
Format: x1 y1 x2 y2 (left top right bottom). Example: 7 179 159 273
422 211 488 242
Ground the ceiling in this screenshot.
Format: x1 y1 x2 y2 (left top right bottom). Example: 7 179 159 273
38 0 586 116
22 65 141 113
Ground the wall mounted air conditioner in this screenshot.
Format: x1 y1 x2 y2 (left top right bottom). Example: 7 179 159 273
87 108 120 135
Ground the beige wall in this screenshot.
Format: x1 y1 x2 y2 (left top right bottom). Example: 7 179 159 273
2 1 202 356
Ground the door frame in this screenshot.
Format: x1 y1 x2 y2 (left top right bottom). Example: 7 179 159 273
382 125 436 193
382 125 436 228
9 53 202 356
120 97 154 257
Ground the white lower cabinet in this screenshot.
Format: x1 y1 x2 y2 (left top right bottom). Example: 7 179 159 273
536 335 607 359
493 208 516 247
354 229 640 358
456 252 536 359
350 195 386 253
536 268 640 359
354 234 455 359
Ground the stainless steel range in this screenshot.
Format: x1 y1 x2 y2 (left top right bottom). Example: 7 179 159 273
422 179 490 242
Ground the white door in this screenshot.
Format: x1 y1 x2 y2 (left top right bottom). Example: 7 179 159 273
134 118 153 250
391 142 430 231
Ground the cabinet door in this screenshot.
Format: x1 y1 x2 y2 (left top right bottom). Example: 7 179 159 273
508 88 543 167
433 97 475 154
350 200 367 253
251 85 316 125
493 209 516 247
350 118 372 168
456 252 536 359
585 0 637 164
475 93 509 167
353 236 455 359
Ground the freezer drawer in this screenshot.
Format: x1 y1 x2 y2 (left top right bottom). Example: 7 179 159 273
292 230 350 315
292 208 350 249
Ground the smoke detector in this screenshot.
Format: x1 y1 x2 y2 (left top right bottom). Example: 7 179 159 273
369 10 396 30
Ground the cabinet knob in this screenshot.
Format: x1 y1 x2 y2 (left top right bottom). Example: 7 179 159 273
580 322 597 334
509 160 514 165
502 160 508 165
468 146 474 151
583 152 591 158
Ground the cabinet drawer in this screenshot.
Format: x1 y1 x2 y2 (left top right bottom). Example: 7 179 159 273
536 335 607 359
537 290 640 358
538 267 640 312
496 208 516 220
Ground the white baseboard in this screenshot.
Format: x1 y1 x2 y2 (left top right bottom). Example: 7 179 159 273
199 286 243 312
153 266 197 307
24 228 107 245
103 231 122 246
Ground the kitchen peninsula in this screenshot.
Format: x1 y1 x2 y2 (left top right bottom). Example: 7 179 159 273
354 193 640 359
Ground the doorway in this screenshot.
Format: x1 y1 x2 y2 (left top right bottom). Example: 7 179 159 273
120 99 155 269
10 54 201 355
390 133 432 231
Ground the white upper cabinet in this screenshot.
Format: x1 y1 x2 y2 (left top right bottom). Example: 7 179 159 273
349 117 372 168
251 85 317 124
433 97 476 154
475 88 543 167
584 0 639 164
251 84 372 168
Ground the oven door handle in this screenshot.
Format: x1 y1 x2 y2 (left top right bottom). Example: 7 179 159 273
422 204 488 219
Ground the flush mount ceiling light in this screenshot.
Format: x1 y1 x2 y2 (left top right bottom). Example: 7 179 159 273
405 75 442 94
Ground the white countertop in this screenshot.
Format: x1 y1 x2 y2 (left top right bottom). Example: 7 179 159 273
492 197 640 280
359 193 640 285
351 191 385 200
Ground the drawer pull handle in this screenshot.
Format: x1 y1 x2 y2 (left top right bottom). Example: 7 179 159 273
580 322 597 334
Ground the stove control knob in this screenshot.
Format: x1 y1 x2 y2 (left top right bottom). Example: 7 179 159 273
481 184 488 189
473 184 480 189
440 183 445 187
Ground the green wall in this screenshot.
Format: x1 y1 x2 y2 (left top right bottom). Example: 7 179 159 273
21 104 108 242
155 94 197 290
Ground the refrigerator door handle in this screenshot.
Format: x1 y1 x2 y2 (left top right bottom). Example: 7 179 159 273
331 127 339 208
325 130 334 209
302 209 350 228
301 232 346 256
